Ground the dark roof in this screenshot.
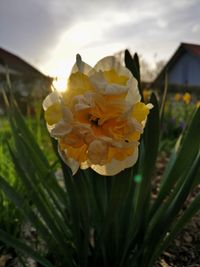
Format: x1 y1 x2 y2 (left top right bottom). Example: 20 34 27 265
183 43 200 57
0 47 49 79
154 42 200 85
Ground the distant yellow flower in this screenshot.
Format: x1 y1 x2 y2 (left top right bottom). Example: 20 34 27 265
174 93 181 102
43 55 152 175
182 92 191 104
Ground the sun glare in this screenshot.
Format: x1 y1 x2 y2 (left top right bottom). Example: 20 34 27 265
53 77 67 92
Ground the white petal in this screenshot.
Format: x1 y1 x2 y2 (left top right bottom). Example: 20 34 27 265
140 104 154 127
80 161 90 170
147 103 154 109
89 56 141 104
58 146 79 175
91 147 138 176
71 55 93 75
43 91 60 111
73 93 94 111
50 120 72 137
126 77 141 105
89 71 130 95
87 140 108 165
92 56 131 78
62 107 73 122
73 123 92 136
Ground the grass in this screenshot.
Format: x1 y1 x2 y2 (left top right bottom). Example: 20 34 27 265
0 118 22 255
0 109 57 259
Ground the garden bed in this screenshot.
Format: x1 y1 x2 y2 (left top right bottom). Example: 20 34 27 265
155 152 200 267
1 122 199 267
156 211 200 267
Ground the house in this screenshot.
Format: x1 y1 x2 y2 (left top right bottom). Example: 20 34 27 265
0 47 52 97
0 47 53 114
153 43 200 93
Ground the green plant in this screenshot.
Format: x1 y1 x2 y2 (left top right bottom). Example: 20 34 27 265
161 93 196 141
0 119 22 260
0 106 55 260
0 51 199 267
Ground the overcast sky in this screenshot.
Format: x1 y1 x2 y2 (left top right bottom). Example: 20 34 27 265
1 0 200 79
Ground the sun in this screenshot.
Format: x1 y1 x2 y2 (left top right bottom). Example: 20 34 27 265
52 77 67 92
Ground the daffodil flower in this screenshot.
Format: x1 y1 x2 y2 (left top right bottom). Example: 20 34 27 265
182 92 191 104
43 55 152 175
174 93 181 102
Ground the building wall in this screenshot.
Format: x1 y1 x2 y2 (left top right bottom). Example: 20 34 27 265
169 52 200 86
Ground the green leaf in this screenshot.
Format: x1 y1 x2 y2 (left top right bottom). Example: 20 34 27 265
143 152 200 266
0 229 54 267
133 53 141 85
151 193 200 265
125 93 159 264
151 107 200 217
90 168 134 266
124 50 143 99
14 134 68 218
0 175 52 243
159 71 168 123
142 93 160 181
9 101 49 167
73 170 92 267
7 146 72 265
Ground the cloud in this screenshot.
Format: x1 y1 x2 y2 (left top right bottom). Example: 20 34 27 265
100 0 200 61
192 24 200 33
0 0 199 75
0 0 59 64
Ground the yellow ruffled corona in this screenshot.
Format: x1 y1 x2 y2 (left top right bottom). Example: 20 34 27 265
43 55 152 175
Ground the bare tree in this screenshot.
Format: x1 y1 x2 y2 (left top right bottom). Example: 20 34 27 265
114 50 166 82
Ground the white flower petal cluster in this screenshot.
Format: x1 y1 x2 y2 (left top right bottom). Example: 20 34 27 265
43 56 152 175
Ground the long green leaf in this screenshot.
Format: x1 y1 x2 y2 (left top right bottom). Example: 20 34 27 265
124 50 143 99
92 168 133 266
125 93 159 266
142 152 200 266
0 175 53 243
0 229 54 267
7 102 49 167
151 107 200 217
8 105 67 209
149 193 200 266
7 105 72 243
15 134 69 222
8 147 73 265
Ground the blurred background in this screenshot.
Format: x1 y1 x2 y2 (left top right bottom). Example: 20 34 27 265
0 0 200 88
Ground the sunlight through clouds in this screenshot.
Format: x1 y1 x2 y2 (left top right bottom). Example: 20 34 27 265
42 18 126 81
2 0 199 80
